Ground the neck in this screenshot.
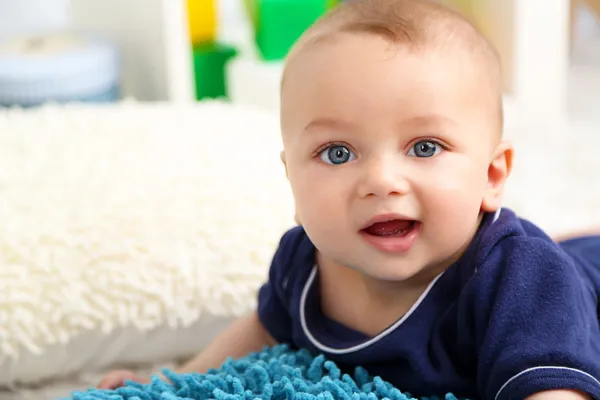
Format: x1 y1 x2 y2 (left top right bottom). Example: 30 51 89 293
317 254 434 337
363 270 434 304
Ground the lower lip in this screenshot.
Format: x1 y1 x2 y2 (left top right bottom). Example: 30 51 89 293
359 222 421 253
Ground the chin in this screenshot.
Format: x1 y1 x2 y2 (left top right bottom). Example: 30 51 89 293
370 270 426 283
354 253 443 283
352 261 424 282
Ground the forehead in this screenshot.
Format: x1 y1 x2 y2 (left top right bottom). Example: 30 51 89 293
281 33 495 136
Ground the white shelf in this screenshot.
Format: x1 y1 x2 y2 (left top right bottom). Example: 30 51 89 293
69 0 195 103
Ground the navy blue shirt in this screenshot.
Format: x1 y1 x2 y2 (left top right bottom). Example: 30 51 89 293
257 208 600 399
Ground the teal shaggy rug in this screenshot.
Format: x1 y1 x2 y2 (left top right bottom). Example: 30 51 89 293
67 345 466 400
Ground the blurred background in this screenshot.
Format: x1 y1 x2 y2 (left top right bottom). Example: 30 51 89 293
1 0 599 108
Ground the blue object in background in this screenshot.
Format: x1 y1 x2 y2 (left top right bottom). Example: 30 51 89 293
0 33 120 107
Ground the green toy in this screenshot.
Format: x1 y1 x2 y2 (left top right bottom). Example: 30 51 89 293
327 0 340 9
192 42 237 100
244 0 332 61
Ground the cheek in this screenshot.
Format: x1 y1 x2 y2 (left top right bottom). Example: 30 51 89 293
289 167 325 206
419 157 488 208
290 168 347 218
431 155 487 189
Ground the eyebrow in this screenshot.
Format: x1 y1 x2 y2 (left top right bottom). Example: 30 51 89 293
302 114 457 133
303 118 356 133
402 114 458 129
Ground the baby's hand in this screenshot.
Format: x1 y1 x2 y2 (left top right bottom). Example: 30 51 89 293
97 369 148 390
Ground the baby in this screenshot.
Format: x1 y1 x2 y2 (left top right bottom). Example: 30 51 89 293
99 0 600 398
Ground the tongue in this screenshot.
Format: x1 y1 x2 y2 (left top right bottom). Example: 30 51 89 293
364 220 413 236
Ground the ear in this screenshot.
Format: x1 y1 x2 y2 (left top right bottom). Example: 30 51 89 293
481 140 514 213
280 150 301 225
280 151 288 177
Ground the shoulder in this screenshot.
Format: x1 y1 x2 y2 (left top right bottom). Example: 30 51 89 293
257 226 314 343
449 208 557 287
272 225 313 266
460 208 591 319
268 225 315 290
469 208 569 276
257 226 315 338
478 233 583 296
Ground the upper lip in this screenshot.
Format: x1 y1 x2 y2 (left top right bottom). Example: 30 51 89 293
359 213 416 230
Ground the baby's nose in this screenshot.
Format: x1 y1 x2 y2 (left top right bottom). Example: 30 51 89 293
357 159 410 198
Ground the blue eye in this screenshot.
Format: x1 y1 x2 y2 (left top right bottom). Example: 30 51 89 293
319 145 356 165
407 140 442 158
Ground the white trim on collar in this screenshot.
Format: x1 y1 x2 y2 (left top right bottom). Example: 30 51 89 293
300 265 444 354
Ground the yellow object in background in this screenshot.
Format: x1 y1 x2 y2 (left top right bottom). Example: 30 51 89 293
187 0 217 44
445 0 474 14
440 0 514 93
441 0 483 23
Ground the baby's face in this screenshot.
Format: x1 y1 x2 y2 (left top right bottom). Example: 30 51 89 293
280 33 501 282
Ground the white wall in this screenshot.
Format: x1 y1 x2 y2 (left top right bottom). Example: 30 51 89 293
0 0 70 41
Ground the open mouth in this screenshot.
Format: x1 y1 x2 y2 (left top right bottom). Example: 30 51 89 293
359 216 421 253
361 219 418 237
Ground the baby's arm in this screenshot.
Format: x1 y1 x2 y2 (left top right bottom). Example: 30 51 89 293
98 312 275 388
167 226 302 375
99 227 300 390
176 311 275 374
551 227 600 243
174 224 302 375
174 226 306 374
526 390 589 399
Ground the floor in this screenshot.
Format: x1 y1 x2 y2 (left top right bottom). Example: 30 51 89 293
0 366 172 400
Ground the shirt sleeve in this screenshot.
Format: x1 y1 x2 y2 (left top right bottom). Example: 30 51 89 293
256 226 304 344
472 236 600 400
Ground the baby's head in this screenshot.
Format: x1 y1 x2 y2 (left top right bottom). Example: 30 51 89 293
280 0 513 282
